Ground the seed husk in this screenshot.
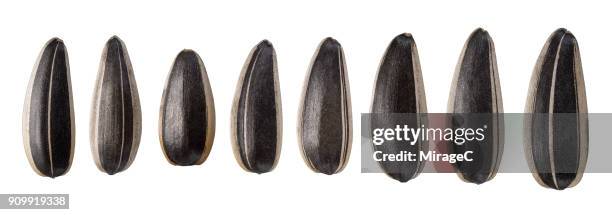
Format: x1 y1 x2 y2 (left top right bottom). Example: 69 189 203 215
298 37 352 175
90 36 141 175
371 33 427 182
230 40 282 174
524 28 588 190
23 38 74 178
160 50 215 166
447 28 504 184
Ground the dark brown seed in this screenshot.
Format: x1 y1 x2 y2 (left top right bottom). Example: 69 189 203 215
371 33 427 182
90 36 141 175
448 28 504 184
524 28 588 190
23 38 74 178
160 50 215 166
231 40 282 173
298 37 352 175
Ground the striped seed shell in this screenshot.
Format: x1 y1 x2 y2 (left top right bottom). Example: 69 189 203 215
524 28 588 190
90 36 141 175
23 38 74 178
447 28 504 184
160 50 215 166
231 40 282 173
298 37 352 175
371 33 427 182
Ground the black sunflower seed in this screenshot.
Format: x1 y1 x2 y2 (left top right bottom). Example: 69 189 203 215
524 28 588 190
23 38 74 178
231 40 282 173
371 33 427 182
90 36 141 175
298 37 352 175
160 50 215 166
448 28 504 184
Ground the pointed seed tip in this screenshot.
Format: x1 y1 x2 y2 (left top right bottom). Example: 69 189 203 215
468 28 492 42
473 27 489 35
260 39 272 45
556 28 569 33
107 35 123 45
474 27 487 32
179 49 196 55
49 37 63 43
323 36 338 43
321 37 341 48
392 175 410 183
393 33 415 43
399 32 413 38
45 38 65 49
257 39 274 49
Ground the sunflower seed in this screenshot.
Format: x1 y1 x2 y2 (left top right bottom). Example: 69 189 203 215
524 28 588 190
159 50 215 166
448 28 504 184
90 36 141 175
298 37 352 175
370 33 427 182
230 40 281 173
23 38 74 178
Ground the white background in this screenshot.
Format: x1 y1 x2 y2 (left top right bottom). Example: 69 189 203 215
0 0 609 214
